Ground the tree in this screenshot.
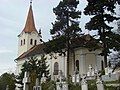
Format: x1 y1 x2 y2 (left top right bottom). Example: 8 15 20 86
46 0 81 76
0 73 16 90
84 0 120 68
16 55 49 90
36 55 49 79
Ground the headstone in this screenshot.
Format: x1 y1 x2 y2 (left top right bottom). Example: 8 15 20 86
105 67 113 75
33 78 41 90
96 75 104 90
72 71 76 83
56 82 68 90
72 74 75 83
6 85 9 90
22 71 30 90
81 75 88 90
105 67 108 75
41 73 46 83
56 70 68 90
76 74 80 83
87 65 95 77
72 71 80 83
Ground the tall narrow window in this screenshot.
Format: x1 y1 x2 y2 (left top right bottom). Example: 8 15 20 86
101 60 104 70
21 40 22 46
24 39 25 45
34 40 37 45
76 60 79 71
30 39 33 45
53 62 59 75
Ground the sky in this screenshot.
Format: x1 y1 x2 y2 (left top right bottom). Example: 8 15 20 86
0 0 119 75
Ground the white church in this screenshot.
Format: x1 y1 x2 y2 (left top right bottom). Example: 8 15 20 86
15 2 104 80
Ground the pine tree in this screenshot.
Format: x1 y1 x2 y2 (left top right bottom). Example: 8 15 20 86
16 56 49 90
37 54 49 80
46 0 81 76
84 0 120 68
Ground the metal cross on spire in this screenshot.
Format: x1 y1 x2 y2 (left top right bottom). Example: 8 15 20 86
30 0 33 5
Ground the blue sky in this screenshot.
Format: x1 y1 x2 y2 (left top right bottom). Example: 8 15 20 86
0 0 118 75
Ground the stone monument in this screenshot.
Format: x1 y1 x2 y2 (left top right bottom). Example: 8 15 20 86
41 73 46 83
33 78 41 90
6 85 9 90
87 64 95 77
72 71 80 84
96 74 104 90
56 70 68 90
81 75 88 90
22 71 30 90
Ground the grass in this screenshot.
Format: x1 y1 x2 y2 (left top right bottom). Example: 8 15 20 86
104 80 120 84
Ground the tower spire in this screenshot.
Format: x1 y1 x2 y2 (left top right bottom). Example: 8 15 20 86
21 0 38 33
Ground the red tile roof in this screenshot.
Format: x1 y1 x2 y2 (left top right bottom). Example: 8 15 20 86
21 5 38 34
16 44 45 60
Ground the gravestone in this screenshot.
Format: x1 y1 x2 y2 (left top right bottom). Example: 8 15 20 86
56 70 68 90
33 78 41 90
87 65 95 77
41 73 46 83
96 74 104 90
72 74 75 83
81 75 88 90
22 71 30 90
76 74 80 83
72 71 80 83
6 85 9 90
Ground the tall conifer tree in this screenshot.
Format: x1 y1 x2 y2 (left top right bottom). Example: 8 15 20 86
84 0 120 68
49 0 81 76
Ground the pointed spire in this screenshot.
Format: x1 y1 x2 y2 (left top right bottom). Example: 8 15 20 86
22 1 38 33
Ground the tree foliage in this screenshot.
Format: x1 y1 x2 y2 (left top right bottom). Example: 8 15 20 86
45 0 81 76
51 0 81 38
16 55 49 90
84 0 120 67
46 0 81 53
21 55 49 79
0 73 16 90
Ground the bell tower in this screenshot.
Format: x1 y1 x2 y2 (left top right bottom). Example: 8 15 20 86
18 1 42 56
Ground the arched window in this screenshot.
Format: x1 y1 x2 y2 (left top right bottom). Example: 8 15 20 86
30 39 33 45
34 40 37 45
21 40 22 46
24 39 25 45
76 60 79 71
53 62 59 75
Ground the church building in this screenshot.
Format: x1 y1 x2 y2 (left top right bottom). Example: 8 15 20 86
15 2 103 80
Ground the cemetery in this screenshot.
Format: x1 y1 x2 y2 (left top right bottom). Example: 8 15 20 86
15 64 120 90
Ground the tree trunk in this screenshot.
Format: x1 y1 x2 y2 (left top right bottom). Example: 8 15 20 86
66 11 70 78
73 49 76 71
67 43 70 77
102 28 107 68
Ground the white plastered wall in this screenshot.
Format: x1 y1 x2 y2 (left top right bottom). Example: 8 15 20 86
74 48 103 75
18 31 41 56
